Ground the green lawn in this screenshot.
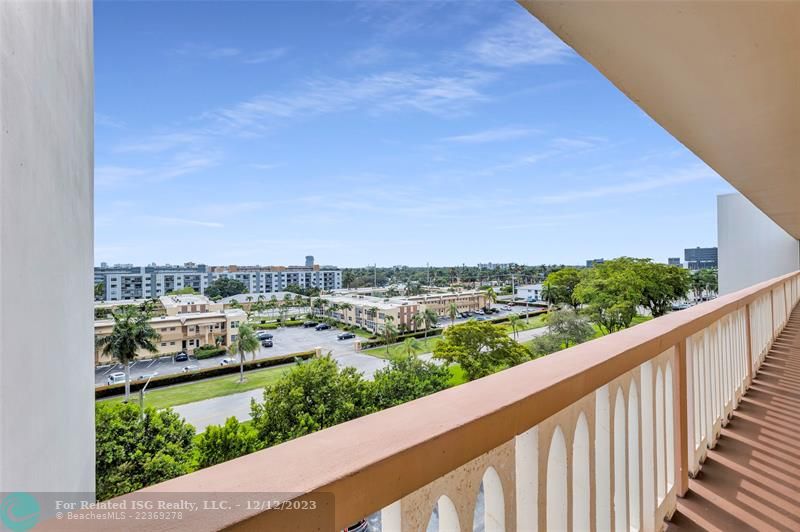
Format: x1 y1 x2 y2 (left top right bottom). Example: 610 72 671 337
362 336 443 360
496 314 548 335
100 364 294 411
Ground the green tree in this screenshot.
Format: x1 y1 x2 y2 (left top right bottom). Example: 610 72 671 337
423 308 438 335
507 314 521 340
166 287 197 295
574 258 645 334
231 323 260 383
95 402 195 500
250 356 372 446
370 355 450 410
402 336 420 357
638 262 691 317
448 302 459 327
94 281 105 300
543 267 582 308
195 417 261 468
527 333 563 358
484 286 497 308
382 316 399 354
412 310 424 333
206 278 248 299
546 309 595 347
95 306 160 402
433 321 531 381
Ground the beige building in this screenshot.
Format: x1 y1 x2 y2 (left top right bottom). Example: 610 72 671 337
325 290 488 333
94 294 246 364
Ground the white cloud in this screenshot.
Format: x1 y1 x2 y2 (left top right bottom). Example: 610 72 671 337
114 132 205 154
441 126 539 144
207 69 493 133
142 216 224 228
468 13 574 68
95 152 218 186
242 48 287 64
534 165 717 204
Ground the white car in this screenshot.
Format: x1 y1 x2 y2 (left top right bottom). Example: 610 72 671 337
182 365 198 373
219 357 236 366
107 372 126 385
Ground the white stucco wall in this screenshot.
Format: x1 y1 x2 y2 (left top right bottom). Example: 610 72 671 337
718 193 799 295
0 0 94 494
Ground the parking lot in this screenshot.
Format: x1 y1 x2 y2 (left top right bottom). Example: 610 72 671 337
94 305 539 387
94 324 360 387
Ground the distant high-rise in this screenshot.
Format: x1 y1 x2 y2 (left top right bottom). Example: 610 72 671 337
586 258 605 267
668 257 682 266
684 247 718 270
305 255 314 268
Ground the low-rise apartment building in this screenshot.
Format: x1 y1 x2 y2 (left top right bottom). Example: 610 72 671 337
209 263 341 294
324 290 487 333
93 294 245 364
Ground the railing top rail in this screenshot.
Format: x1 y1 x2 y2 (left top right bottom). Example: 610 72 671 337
90 270 799 531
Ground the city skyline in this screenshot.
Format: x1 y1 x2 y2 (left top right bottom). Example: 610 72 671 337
95 1 730 267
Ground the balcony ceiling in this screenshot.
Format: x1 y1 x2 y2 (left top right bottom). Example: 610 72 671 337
520 1 800 238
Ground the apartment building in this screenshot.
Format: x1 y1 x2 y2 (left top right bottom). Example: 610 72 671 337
209 263 342 294
94 263 210 301
93 294 245 364
684 246 718 270
325 290 487 332
94 257 342 301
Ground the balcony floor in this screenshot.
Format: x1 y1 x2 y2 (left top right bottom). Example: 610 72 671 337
669 311 800 531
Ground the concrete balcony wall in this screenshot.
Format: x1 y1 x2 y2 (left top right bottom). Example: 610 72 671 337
718 193 800 295
0 0 94 493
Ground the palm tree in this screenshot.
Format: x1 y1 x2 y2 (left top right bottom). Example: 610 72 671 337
508 314 521 341
448 302 459 327
485 286 497 308
231 323 259 383
412 311 424 333
96 306 160 402
423 308 438 337
382 317 399 355
338 302 353 325
402 337 420 357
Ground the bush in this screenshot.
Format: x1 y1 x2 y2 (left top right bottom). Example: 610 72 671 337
194 345 226 359
195 417 261 468
252 319 304 330
96 402 195 500
95 351 315 399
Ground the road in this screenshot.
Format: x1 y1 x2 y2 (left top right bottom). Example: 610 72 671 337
96 305 539 386
173 319 550 432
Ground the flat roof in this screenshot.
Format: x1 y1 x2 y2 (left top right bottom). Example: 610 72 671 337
159 294 213 308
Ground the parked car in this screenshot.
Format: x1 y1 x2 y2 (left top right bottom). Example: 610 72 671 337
475 316 488 321
174 352 189 362
182 365 198 373
459 312 470 319
107 372 126 385
475 309 485 315
303 321 318 328
256 331 273 340
337 332 356 340
261 339 273 348
315 323 331 331
219 357 235 366
502 305 513 311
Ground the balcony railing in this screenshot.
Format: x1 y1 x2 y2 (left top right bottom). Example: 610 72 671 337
73 271 800 531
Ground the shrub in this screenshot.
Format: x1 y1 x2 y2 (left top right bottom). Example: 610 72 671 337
195 417 261 468
194 345 226 359
96 402 195 500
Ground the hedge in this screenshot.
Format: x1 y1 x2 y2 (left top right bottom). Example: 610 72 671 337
252 319 305 330
95 350 315 399
194 346 227 360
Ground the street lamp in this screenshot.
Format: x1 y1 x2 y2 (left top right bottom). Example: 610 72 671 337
139 373 156 423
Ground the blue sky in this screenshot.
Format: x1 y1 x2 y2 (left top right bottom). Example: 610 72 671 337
94 0 732 267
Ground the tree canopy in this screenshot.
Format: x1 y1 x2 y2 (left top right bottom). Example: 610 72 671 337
205 278 248 299
574 258 646 334
370 355 450 410
249 356 373 446
195 417 261 469
433 321 531 380
95 402 195 500
542 267 581 307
